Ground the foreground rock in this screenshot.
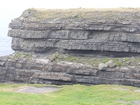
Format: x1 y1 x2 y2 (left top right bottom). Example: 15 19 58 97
0 55 140 86
8 8 140 57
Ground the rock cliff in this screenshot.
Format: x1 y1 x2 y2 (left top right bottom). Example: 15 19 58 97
1 8 140 86
0 54 140 86
8 8 140 57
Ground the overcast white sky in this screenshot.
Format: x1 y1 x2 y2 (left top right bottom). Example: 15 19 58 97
0 0 140 34
1 0 140 12
0 0 139 55
0 0 140 19
0 0 140 18
1 0 140 9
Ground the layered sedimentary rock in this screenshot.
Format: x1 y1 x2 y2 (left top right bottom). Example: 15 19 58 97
8 9 140 57
0 56 140 86
2 9 140 86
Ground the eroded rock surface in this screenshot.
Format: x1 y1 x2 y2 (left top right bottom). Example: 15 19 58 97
2 9 140 86
8 9 140 57
0 56 140 86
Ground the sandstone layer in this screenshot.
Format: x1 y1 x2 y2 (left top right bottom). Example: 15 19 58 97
8 8 140 57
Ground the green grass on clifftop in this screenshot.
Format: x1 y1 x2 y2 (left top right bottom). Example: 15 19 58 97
21 8 140 22
0 84 140 105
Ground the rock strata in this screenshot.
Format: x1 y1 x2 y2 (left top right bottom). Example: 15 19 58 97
0 56 140 86
8 9 140 57
2 9 140 86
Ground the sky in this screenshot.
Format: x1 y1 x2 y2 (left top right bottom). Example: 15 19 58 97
1 0 140 13
0 0 140 35
1 0 140 10
0 0 140 19
0 0 139 55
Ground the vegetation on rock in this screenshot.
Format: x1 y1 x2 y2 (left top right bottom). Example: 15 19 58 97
21 8 140 22
7 52 140 69
51 52 140 68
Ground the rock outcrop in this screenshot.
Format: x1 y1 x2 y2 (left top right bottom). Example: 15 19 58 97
8 8 140 57
1 8 140 86
0 56 140 86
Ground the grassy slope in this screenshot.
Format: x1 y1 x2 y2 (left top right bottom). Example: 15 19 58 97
0 84 140 105
22 8 140 22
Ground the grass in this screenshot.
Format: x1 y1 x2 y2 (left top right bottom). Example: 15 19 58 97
21 8 140 22
0 83 140 105
8 52 33 60
51 52 140 68
7 52 140 68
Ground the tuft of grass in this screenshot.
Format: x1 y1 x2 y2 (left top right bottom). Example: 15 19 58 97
0 84 140 105
23 53 32 59
12 52 22 60
10 52 33 60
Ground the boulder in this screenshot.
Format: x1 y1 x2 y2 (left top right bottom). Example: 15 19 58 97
98 63 108 70
106 60 116 68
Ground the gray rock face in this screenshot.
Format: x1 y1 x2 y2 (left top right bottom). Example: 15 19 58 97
8 9 140 57
0 56 140 86
106 60 116 68
98 60 116 70
98 63 108 70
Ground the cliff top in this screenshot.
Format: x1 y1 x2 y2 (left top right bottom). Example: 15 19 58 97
20 8 140 22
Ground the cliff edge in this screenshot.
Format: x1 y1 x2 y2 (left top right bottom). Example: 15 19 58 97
0 52 140 86
8 8 140 57
1 8 140 86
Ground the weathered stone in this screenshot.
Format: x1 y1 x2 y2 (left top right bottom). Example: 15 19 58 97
69 31 89 39
0 56 140 86
14 69 37 82
51 63 68 72
119 67 131 72
5 61 16 67
106 60 116 68
0 62 5 66
37 72 71 81
98 63 108 70
133 74 140 79
8 29 50 38
75 69 92 75
7 9 140 57
1 9 140 86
